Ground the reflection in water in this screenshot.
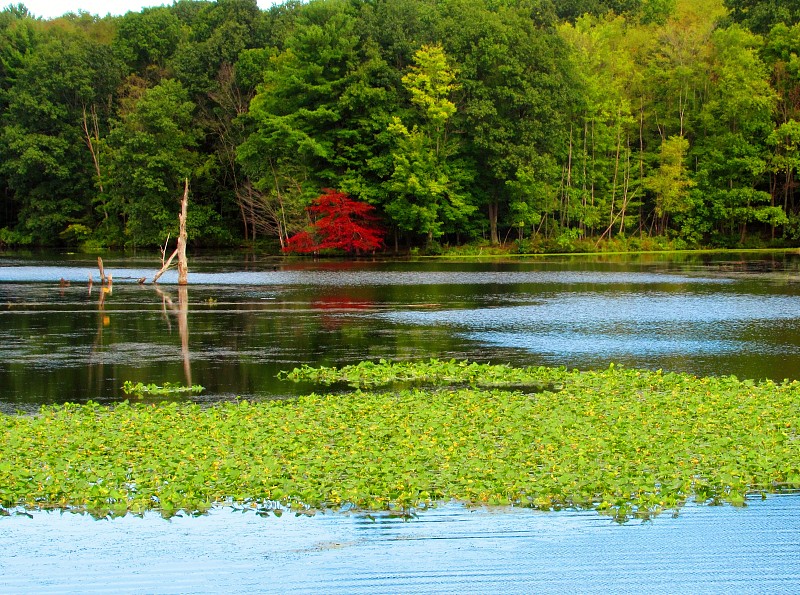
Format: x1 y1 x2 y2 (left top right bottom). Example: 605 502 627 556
3 254 800 591
178 286 190 387
3 253 800 409
381 293 800 325
380 291 800 377
472 331 740 356
88 274 115 395
0 266 736 286
312 295 375 330
153 285 192 387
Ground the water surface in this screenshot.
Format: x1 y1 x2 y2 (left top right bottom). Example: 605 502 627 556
3 251 800 591
2 495 799 594
2 251 800 412
0 254 800 411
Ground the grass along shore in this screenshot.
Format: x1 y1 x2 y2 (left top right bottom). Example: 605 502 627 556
2 360 799 520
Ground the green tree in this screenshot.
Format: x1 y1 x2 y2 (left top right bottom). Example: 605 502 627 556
0 4 40 100
553 0 673 22
559 14 642 240
0 27 121 245
0 5 41 235
693 25 783 243
104 79 199 247
238 0 395 246
171 0 268 97
437 0 576 245
112 7 183 80
762 23 800 125
355 0 438 70
767 119 800 214
387 43 473 245
724 0 800 34
645 135 694 233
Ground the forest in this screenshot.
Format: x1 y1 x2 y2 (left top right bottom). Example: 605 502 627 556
0 0 798 253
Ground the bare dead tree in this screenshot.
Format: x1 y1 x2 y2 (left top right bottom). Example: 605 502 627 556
153 179 189 284
236 173 307 249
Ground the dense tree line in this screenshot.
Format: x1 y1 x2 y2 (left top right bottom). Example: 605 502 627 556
0 0 798 252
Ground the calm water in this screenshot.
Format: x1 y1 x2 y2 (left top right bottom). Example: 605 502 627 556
2 495 799 593
2 251 800 412
3 251 800 592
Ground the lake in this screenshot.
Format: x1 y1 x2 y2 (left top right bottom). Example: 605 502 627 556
2 250 800 592
2 495 800 594
2 250 800 413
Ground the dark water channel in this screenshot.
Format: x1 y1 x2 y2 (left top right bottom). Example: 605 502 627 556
2 251 800 412
3 250 800 592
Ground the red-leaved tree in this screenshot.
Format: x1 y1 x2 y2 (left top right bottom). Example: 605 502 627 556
284 189 384 254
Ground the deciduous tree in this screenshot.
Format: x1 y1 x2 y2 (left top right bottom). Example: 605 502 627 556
724 0 800 34
387 44 474 245
104 79 199 247
284 188 384 253
0 26 121 245
646 135 694 233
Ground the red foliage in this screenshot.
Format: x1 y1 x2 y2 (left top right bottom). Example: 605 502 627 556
283 230 317 253
284 189 384 254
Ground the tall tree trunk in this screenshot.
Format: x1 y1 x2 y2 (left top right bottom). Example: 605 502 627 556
239 202 249 242
581 119 589 237
564 124 573 229
589 118 596 238
177 178 189 285
608 117 622 232
619 138 632 235
81 104 107 219
488 199 499 245
639 97 649 238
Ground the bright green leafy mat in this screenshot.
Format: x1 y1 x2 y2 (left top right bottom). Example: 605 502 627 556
2 360 799 520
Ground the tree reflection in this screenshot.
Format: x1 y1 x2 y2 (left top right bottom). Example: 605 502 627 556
311 294 373 330
153 285 192 387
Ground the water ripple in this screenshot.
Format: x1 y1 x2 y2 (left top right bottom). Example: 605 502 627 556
1 496 798 594
381 292 800 326
0 266 730 287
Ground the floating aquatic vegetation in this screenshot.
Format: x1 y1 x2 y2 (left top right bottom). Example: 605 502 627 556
121 381 205 397
278 358 566 390
1 361 799 520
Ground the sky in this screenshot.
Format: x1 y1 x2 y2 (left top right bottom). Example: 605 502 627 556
22 0 276 20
